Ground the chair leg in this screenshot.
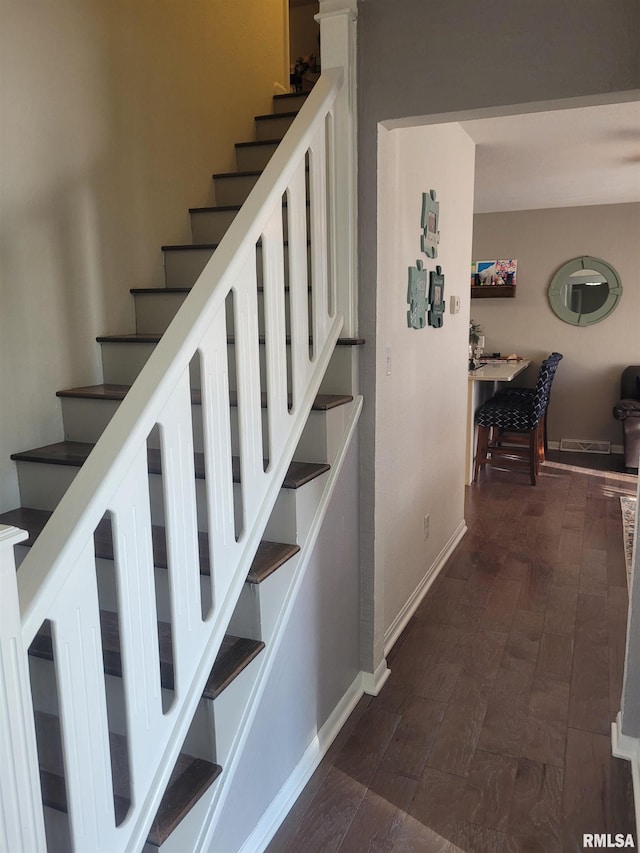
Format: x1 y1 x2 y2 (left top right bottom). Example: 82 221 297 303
474 425 490 482
529 429 537 485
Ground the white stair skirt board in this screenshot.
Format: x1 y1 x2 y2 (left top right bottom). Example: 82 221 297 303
239 672 364 853
193 397 363 852
611 713 640 832
384 519 468 658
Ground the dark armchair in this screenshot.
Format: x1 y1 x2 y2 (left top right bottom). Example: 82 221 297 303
613 365 640 472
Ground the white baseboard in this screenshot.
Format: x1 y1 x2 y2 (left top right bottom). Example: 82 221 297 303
383 519 467 657
361 658 391 696
241 672 365 853
611 712 640 831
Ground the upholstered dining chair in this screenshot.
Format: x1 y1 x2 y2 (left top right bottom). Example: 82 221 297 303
473 353 563 486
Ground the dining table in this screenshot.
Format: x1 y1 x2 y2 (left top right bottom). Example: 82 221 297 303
465 358 531 485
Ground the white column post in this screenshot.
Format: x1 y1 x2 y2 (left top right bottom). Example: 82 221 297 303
0 525 47 852
316 0 358 338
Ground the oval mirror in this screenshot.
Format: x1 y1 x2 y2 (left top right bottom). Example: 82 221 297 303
548 256 622 326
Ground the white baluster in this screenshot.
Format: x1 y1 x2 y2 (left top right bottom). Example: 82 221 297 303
286 162 311 410
308 124 330 345
198 311 236 605
233 250 267 530
0 525 47 853
51 542 118 852
261 203 290 462
108 448 164 788
157 373 206 692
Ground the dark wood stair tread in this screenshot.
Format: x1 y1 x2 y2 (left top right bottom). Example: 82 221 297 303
188 199 309 214
96 332 364 346
0 505 300 583
57 382 353 412
160 237 304 251
273 92 307 102
34 709 221 846
30 613 264 702
11 441 330 488
255 110 298 120
211 169 262 180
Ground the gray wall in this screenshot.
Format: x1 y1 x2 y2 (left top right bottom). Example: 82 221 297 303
357 0 640 669
471 204 640 450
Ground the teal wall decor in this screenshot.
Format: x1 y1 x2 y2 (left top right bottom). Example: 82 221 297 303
428 265 445 328
420 190 440 258
407 259 428 328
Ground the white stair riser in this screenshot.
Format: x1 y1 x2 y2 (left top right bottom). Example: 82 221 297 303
214 173 260 207
101 338 353 400
134 288 296 336
272 94 306 114
235 142 278 172
164 242 306 289
189 202 307 247
190 209 238 245
255 114 294 141
15 460 306 541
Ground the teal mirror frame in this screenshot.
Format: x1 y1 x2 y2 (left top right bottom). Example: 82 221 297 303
548 255 623 326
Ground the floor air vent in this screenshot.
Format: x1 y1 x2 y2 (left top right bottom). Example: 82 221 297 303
559 438 611 454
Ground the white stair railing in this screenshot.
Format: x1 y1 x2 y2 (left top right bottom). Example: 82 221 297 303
1 65 350 853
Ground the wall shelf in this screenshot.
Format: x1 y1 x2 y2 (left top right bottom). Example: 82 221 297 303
471 285 516 299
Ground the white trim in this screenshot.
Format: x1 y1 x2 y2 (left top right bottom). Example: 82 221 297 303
361 658 391 696
611 712 640 831
384 519 468 657
240 672 365 853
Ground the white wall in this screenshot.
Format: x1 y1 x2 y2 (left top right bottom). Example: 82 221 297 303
471 203 640 448
0 0 286 511
289 2 320 68
376 123 475 642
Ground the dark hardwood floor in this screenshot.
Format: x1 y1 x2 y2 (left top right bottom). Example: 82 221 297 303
267 454 638 852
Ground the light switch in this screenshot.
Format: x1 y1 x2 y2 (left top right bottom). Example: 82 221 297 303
450 295 461 314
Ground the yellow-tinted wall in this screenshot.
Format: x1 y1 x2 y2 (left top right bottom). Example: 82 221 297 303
0 0 286 509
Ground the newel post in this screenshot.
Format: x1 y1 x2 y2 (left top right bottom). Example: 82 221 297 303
0 525 47 852
316 0 358 338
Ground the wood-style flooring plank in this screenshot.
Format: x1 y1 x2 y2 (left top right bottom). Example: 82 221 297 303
505 758 563 851
568 594 610 735
561 728 612 851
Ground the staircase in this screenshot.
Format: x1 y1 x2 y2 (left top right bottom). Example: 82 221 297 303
0 55 360 853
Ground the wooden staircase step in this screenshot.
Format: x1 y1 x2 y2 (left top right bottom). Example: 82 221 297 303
56 382 353 413
0 505 300 582
34 709 221 846
30 612 264 702
11 441 330 488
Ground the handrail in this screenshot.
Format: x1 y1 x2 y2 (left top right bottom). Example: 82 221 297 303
5 67 346 852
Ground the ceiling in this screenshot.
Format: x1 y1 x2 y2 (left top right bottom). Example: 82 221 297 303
460 101 640 214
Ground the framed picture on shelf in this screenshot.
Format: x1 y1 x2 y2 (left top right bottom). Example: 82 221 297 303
471 259 518 298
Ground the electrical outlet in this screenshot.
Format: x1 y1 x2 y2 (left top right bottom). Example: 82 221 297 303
424 514 430 540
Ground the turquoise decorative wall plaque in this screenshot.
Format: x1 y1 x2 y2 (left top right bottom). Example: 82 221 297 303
420 190 440 258
428 265 445 328
407 259 428 329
